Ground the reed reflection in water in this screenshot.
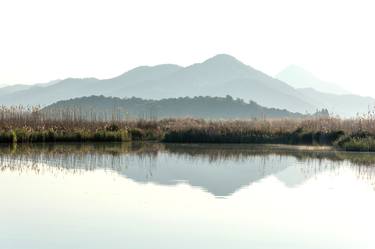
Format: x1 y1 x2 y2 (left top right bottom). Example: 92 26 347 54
1 142 375 196
1 143 375 249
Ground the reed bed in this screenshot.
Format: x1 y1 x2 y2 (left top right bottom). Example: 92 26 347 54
1 106 375 151
0 106 163 142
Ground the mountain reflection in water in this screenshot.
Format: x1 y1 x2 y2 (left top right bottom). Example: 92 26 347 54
1 142 375 197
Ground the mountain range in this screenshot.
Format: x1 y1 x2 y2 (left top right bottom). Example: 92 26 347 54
0 54 374 117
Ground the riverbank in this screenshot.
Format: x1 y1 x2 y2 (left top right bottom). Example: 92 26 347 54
163 124 375 152
1 117 375 151
0 127 161 143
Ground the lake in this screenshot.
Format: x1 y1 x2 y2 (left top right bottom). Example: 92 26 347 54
1 142 375 249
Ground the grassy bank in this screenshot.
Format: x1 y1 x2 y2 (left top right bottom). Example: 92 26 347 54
0 125 163 143
163 127 344 145
162 119 375 151
1 119 374 151
2 106 375 151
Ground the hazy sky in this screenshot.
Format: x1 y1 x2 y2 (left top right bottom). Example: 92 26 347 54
0 0 374 96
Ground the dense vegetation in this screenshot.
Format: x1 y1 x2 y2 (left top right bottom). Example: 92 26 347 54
44 95 329 120
1 106 375 151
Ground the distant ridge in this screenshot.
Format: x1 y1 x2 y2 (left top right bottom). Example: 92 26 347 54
276 65 349 94
297 88 375 117
44 95 328 120
0 79 61 97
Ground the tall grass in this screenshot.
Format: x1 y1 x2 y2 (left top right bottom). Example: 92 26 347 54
161 110 375 150
0 106 163 142
2 106 375 151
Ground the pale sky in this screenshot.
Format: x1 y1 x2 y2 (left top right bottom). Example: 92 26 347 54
0 0 374 96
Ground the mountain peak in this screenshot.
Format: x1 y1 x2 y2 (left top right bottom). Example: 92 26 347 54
276 65 349 95
277 65 319 82
203 54 243 65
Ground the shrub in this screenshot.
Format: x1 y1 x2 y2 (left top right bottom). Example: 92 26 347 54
129 128 145 140
0 131 17 143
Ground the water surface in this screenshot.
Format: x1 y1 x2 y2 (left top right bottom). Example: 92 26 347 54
1 143 375 249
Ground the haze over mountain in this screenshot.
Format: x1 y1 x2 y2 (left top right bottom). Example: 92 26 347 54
0 80 61 97
0 55 315 113
297 88 375 117
1 54 374 117
0 85 31 97
276 65 349 94
45 95 328 120
275 65 375 116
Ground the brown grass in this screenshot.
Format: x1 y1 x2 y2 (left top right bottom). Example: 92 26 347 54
1 106 375 150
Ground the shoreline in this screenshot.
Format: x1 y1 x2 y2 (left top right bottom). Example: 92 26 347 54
0 128 374 152
1 117 375 152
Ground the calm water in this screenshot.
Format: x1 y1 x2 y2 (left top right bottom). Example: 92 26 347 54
1 143 375 249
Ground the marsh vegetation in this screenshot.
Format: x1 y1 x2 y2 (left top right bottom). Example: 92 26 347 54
1 106 375 151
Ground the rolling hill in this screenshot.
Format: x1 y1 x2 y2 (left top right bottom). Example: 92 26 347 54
44 95 327 120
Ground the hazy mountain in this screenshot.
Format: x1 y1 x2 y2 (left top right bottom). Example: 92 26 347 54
298 88 375 117
0 84 31 96
0 79 61 97
3 55 372 117
276 65 349 94
276 65 375 116
0 55 316 113
45 95 328 120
